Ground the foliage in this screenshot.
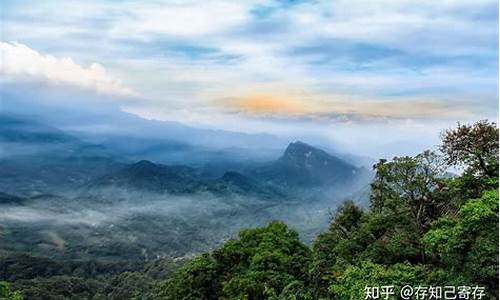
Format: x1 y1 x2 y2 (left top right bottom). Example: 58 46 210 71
0 282 23 300
160 254 221 300
2 120 498 299
105 272 157 300
330 261 434 300
309 120 499 299
0 256 178 300
160 221 312 300
370 151 447 232
13 276 104 300
440 120 499 176
423 190 499 294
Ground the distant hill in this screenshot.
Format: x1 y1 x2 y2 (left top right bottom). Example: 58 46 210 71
209 171 286 200
86 141 371 199
0 114 77 144
84 160 285 200
0 115 370 199
251 141 369 188
85 160 200 194
0 115 125 195
0 192 27 205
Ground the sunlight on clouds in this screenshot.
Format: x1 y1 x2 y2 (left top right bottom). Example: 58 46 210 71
216 88 475 120
230 94 308 115
0 42 135 96
0 0 496 132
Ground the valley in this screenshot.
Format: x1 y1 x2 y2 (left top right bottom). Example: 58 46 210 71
0 114 373 298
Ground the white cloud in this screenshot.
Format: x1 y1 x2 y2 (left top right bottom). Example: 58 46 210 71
107 1 252 39
0 0 495 160
0 42 134 96
0 0 496 130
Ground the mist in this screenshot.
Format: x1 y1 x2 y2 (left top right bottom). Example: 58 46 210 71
0 76 489 267
0 180 362 262
1 82 476 164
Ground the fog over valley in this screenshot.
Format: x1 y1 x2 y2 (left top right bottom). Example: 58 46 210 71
0 1 497 298
0 105 373 263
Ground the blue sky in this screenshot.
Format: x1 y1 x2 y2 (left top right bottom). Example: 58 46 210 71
0 0 498 156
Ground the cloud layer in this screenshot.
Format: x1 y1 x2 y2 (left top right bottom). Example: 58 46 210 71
1 0 497 146
1 42 134 96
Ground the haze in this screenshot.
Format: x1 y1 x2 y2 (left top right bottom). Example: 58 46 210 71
1 0 498 159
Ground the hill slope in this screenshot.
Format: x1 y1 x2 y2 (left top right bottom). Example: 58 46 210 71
252 141 368 188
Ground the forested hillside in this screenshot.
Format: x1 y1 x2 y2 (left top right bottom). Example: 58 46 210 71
1 120 498 299
159 120 499 300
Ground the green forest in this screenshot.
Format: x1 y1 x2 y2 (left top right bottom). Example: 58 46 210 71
1 120 498 299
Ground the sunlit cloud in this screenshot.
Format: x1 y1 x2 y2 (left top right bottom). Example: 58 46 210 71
221 93 309 115
0 42 135 96
0 0 497 154
214 87 476 120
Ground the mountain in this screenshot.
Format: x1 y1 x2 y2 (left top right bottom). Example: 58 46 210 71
0 192 27 205
251 141 369 188
209 171 286 200
1 92 288 154
0 115 126 195
85 160 286 201
0 115 370 199
85 160 201 194
0 115 77 145
87 141 370 197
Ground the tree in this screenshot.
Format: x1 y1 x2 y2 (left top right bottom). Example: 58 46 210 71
106 272 156 300
159 221 311 300
0 282 23 300
330 261 439 300
440 120 498 177
423 189 499 296
11 276 105 300
311 201 366 297
159 254 221 300
155 120 498 300
369 151 447 263
328 201 364 238
371 151 446 220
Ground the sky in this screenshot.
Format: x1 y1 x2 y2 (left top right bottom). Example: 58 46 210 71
0 0 498 157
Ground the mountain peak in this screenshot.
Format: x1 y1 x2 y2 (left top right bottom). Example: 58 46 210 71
252 141 361 187
132 160 156 167
282 141 333 166
128 160 159 173
284 141 317 155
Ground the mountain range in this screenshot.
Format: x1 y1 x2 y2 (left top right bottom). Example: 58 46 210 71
82 141 370 201
0 114 371 199
0 113 373 267
252 141 368 188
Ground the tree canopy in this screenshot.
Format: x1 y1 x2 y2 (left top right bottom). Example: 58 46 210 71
159 120 499 300
440 120 498 176
2 120 497 300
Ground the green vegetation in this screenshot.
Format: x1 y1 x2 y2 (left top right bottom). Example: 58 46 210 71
160 221 312 299
0 282 23 300
1 120 497 299
158 120 499 299
0 255 181 300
